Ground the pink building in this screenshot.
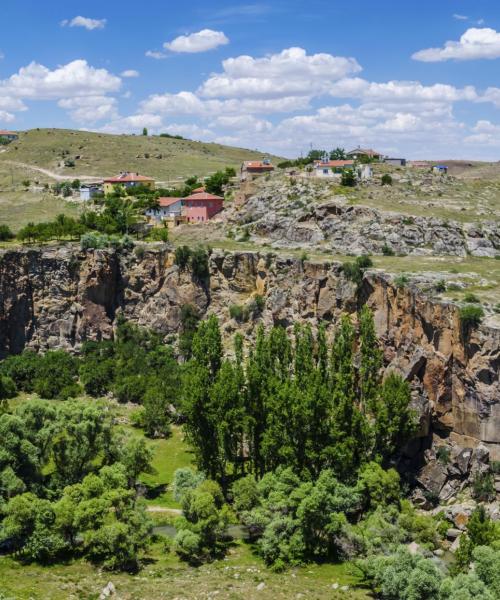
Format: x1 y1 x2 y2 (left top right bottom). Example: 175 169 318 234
183 191 224 223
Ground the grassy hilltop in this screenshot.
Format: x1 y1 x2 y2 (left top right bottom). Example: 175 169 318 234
0 128 283 184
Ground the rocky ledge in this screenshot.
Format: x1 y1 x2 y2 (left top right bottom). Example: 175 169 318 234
0 245 498 491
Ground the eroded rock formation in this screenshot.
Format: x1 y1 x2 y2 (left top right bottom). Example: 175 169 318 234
0 245 498 475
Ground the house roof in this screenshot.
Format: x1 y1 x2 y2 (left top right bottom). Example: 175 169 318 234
314 160 354 168
103 172 154 183
243 161 274 170
0 130 17 136
191 186 206 193
346 148 381 157
184 192 224 202
158 197 182 207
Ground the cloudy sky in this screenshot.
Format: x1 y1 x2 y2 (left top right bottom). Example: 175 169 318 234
1 0 500 158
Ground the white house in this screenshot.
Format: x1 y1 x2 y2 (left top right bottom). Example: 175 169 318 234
146 197 183 222
312 159 355 178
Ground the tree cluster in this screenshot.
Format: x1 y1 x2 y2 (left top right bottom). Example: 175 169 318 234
181 308 415 488
0 399 153 569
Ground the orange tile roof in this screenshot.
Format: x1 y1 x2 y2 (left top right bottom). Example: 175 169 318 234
244 161 274 170
184 192 224 201
192 186 206 193
158 197 182 207
0 130 17 135
103 172 154 183
314 160 354 168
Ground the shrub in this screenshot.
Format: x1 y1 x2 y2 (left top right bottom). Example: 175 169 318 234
394 274 409 289
463 292 480 303
80 232 109 250
435 280 446 293
229 304 248 322
341 169 356 187
472 472 496 502
134 245 145 260
190 247 209 280
381 174 393 186
459 305 484 332
0 225 14 241
149 228 169 242
381 243 395 256
342 255 373 285
174 245 191 270
436 445 451 464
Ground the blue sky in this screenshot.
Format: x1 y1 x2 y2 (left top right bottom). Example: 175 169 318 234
1 0 500 158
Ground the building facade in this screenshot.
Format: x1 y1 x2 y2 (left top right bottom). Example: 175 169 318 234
183 191 224 222
103 172 155 195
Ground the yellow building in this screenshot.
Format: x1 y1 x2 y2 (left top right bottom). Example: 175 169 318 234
103 172 155 195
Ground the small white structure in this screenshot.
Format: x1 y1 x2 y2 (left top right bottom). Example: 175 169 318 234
79 184 101 201
357 164 373 181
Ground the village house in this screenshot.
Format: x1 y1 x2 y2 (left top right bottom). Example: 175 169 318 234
433 165 448 174
240 159 274 181
0 130 18 141
346 147 383 161
79 184 101 201
103 172 155 195
183 191 224 223
146 197 185 228
312 159 354 178
384 158 407 167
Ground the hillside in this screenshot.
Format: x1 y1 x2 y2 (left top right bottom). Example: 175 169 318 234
0 128 283 184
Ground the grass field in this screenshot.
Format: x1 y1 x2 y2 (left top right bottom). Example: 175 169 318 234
0 543 369 600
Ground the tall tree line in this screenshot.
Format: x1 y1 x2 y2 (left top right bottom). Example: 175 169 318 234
181 307 415 488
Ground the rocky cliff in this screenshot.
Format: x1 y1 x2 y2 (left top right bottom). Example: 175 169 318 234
0 244 498 480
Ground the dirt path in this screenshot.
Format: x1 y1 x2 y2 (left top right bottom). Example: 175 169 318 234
0 159 104 182
146 506 182 515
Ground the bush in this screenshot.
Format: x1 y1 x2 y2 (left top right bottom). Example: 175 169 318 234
190 247 209 280
174 245 191 270
435 280 446 293
394 274 409 289
0 224 14 241
134 245 145 260
381 243 395 256
80 232 109 250
436 445 451 464
149 228 169 242
463 292 480 303
341 169 356 187
342 255 373 285
381 174 393 186
459 305 484 332
472 472 496 502
229 304 248 322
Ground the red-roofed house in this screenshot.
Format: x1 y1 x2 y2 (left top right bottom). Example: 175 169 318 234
183 191 224 223
103 172 155 194
0 130 18 141
241 159 274 181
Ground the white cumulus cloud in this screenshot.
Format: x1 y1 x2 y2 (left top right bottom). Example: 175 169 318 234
0 60 121 99
0 110 15 123
164 29 229 53
58 96 118 123
61 16 107 30
413 28 500 62
199 47 361 99
121 70 139 78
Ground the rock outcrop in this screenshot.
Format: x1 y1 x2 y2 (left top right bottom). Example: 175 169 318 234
0 245 499 471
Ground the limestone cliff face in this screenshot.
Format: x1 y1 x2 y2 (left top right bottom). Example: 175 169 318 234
0 245 498 460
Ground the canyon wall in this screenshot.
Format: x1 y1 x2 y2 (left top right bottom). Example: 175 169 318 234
0 245 498 465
